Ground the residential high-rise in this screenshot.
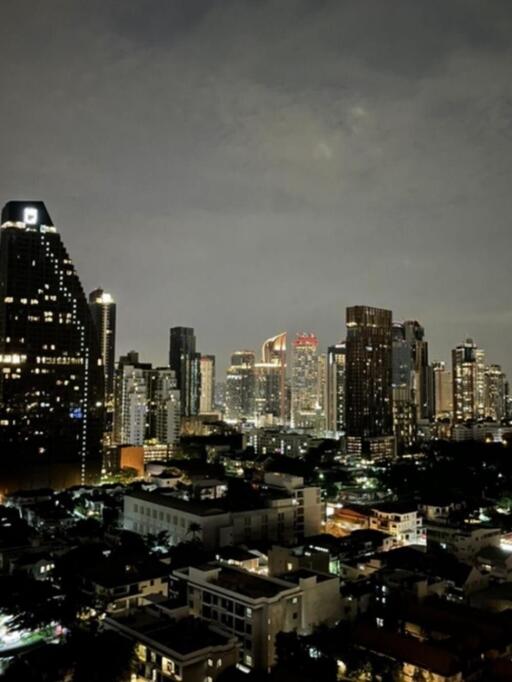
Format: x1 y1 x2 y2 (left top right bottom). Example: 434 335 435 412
199 355 215 414
169 327 201 417
404 320 431 420
89 288 116 408
392 385 416 452
114 352 151 446
346 306 393 454
432 361 453 420
0 201 104 491
392 320 430 420
326 342 346 435
114 353 180 447
484 364 506 422
255 333 287 425
152 368 181 446
225 351 256 421
291 333 319 428
452 339 485 422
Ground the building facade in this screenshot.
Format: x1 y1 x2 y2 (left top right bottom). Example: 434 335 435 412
88 288 116 407
291 333 319 429
452 339 485 422
345 306 393 454
326 342 346 435
199 355 215 414
0 201 104 491
225 351 256 422
169 327 201 417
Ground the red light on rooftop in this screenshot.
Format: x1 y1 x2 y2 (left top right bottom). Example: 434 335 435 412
293 333 318 347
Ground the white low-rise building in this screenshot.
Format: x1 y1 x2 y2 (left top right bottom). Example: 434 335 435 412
174 564 341 672
124 477 322 550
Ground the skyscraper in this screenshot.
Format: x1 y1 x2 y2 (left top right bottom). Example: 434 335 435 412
151 368 181 446
432 361 453 420
404 320 430 420
0 201 104 491
346 306 393 454
89 288 116 407
452 339 485 422
484 364 506 422
291 333 319 428
169 327 200 417
114 351 151 446
392 320 430 420
225 351 256 421
255 333 287 425
326 342 346 435
199 355 216 414
114 353 180 447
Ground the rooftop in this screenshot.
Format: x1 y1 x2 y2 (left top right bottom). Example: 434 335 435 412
126 490 229 517
280 568 335 584
190 565 296 600
108 610 234 656
353 622 462 677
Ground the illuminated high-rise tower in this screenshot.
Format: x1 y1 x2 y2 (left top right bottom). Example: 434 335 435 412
326 342 346 435
0 201 104 491
291 333 319 428
484 364 506 422
225 351 256 421
255 332 287 425
452 339 485 422
346 306 393 454
432 361 453 420
169 326 201 417
89 288 116 407
199 355 215 414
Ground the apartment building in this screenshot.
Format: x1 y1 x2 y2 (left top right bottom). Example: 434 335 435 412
106 606 239 682
426 522 501 562
369 503 422 545
174 564 341 671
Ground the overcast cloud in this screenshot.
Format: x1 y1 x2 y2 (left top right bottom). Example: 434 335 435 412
1 0 511 373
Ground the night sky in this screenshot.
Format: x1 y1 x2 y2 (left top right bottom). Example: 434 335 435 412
1 1 512 375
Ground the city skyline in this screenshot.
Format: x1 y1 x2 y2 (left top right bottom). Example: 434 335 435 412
1 2 511 377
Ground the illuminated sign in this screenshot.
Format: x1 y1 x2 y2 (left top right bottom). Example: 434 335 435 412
23 207 39 225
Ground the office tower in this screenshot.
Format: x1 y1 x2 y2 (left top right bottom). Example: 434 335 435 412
317 352 327 413
114 352 151 445
392 385 416 453
199 355 215 414
326 342 346 434
346 306 393 454
255 333 287 425
225 351 256 421
452 339 486 422
169 327 201 417
392 322 412 388
291 333 319 428
432 361 453 420
0 201 104 491
404 321 430 420
484 364 506 422
89 288 116 408
392 320 430 420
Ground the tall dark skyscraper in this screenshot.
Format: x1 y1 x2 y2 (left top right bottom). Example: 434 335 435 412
0 201 104 492
169 326 200 417
346 306 393 452
326 342 346 435
89 288 116 407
